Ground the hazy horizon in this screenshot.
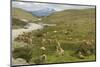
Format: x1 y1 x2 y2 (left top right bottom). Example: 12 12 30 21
12 1 95 12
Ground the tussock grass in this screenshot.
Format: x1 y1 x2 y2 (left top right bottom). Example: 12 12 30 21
12 8 96 64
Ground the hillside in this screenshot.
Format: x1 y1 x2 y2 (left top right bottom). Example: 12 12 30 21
12 8 96 64
12 8 38 22
12 18 28 29
42 8 96 40
42 8 95 24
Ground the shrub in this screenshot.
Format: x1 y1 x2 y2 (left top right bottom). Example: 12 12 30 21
13 45 33 63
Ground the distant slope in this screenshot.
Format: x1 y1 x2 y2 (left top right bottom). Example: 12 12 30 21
43 8 95 24
12 8 38 22
42 8 96 40
12 18 27 29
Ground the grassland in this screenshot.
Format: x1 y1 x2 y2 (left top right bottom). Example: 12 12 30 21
12 8 38 21
12 18 28 29
12 8 41 29
12 41 95 64
12 8 96 65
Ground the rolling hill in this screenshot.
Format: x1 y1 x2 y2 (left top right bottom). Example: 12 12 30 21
42 8 96 40
12 8 38 22
12 8 96 64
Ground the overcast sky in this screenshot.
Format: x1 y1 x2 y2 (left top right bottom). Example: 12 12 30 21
12 1 95 11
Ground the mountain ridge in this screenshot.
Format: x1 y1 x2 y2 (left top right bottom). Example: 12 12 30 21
31 7 55 17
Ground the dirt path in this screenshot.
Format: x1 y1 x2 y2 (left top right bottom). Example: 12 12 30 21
12 23 43 40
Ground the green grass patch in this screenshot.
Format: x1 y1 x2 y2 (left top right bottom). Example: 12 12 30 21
12 8 96 64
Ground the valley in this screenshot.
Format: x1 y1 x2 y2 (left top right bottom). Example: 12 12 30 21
12 2 96 65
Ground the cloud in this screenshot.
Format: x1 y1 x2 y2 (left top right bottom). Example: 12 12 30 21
12 1 95 11
12 2 49 11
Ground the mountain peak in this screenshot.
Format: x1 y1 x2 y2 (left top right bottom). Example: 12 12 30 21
32 7 55 17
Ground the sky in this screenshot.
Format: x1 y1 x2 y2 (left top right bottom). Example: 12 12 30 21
12 1 95 11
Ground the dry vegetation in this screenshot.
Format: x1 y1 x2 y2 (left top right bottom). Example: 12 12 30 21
12 8 96 65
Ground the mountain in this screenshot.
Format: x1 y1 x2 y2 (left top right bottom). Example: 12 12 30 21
32 7 55 17
12 8 38 22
